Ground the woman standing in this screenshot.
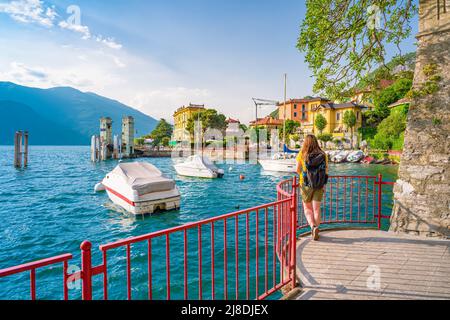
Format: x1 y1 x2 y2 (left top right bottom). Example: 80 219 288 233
296 135 329 241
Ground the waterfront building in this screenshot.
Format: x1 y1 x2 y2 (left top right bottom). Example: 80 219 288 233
173 103 205 142
278 98 366 137
249 116 283 131
303 102 367 137
278 97 331 124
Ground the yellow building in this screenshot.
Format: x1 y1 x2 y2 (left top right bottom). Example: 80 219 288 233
173 103 205 141
278 98 366 137
304 102 366 137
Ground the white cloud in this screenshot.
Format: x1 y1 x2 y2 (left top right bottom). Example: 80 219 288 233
131 87 211 121
58 20 91 40
1 62 48 83
95 35 122 50
0 0 57 27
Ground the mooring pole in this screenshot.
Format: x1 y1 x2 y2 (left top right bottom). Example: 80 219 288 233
14 131 23 168
23 131 29 167
14 132 19 168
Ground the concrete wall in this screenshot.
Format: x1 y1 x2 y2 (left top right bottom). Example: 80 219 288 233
390 0 450 238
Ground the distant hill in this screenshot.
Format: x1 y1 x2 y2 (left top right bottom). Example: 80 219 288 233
0 82 158 145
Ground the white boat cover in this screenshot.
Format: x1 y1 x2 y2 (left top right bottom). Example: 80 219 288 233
110 162 175 195
181 155 218 171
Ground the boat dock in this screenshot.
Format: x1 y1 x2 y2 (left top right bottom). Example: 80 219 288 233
292 229 450 300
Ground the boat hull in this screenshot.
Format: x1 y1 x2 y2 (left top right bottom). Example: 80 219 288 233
105 187 180 215
174 165 218 178
258 159 297 173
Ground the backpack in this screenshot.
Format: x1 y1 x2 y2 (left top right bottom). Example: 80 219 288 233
303 152 328 189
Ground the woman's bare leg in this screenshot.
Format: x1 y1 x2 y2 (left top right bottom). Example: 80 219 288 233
303 201 315 228
312 201 322 228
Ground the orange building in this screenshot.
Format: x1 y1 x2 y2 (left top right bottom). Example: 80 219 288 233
278 97 331 124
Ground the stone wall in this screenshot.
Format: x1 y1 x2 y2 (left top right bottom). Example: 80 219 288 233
390 0 450 238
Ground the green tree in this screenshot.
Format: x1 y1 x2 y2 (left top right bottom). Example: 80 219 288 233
343 110 357 148
279 120 300 140
150 118 173 147
297 0 417 99
369 105 408 150
314 114 327 134
186 109 227 136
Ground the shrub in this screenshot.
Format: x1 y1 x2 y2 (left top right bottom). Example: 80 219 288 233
317 133 333 143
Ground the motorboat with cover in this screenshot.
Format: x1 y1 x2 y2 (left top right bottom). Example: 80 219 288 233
174 155 224 178
100 162 180 215
331 150 350 163
347 150 365 163
258 153 297 173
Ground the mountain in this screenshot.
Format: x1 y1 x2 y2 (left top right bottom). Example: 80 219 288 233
0 82 158 145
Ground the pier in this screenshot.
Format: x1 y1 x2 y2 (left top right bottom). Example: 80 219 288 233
293 229 450 300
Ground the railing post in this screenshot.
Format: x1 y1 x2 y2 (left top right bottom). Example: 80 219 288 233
377 174 382 230
80 241 93 300
290 176 298 288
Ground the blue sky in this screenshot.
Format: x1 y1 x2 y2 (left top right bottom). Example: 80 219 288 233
0 0 418 123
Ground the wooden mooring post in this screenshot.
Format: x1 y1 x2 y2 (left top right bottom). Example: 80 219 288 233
14 131 29 168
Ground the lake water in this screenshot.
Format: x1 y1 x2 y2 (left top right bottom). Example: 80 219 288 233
0 146 399 300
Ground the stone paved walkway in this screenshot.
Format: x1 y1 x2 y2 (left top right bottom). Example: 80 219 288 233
294 229 450 300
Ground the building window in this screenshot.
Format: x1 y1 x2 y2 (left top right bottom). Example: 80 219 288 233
294 112 297 117
336 112 341 121
302 105 306 111
294 104 297 110
357 111 360 120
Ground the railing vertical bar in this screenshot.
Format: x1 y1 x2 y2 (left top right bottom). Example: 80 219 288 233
102 251 108 300
264 207 268 294
358 178 361 223
211 222 215 300
255 209 259 299
329 178 333 223
272 204 277 288
126 244 131 300
337 178 340 221
147 239 152 300
166 234 171 300
365 177 369 223
344 177 347 222
235 215 239 300
245 212 249 300
198 225 202 300
184 229 188 300
30 269 36 300
373 178 377 223
377 174 383 230
350 178 353 221
224 219 228 300
63 260 69 301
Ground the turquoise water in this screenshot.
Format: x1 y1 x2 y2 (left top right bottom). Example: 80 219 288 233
0 146 398 300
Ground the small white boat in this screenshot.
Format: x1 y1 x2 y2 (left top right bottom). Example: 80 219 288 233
347 150 365 163
101 162 180 215
258 153 297 173
331 150 350 163
174 155 224 179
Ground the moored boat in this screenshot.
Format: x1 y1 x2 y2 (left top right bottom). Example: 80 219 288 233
100 162 180 215
347 150 365 163
331 150 349 163
258 153 297 173
174 155 224 179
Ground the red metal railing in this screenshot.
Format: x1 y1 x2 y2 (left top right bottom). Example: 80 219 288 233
0 253 72 300
277 174 395 233
0 174 394 300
